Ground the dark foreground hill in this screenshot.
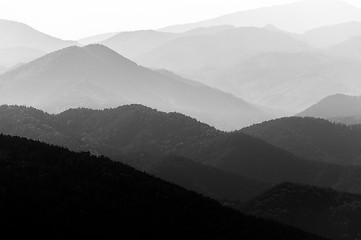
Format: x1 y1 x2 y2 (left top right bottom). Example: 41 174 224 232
241 183 361 240
2 105 361 197
0 134 324 240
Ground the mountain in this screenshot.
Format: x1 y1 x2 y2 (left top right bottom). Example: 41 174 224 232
101 30 177 59
136 27 311 78
0 44 270 130
0 47 45 67
182 25 235 36
78 32 119 45
242 182 361 240
194 51 361 112
242 117 361 165
0 134 326 239
0 19 76 52
300 21 361 48
100 26 235 60
3 105 361 196
160 0 361 34
298 94 361 119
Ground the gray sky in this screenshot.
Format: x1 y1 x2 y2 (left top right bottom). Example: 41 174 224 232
0 0 360 40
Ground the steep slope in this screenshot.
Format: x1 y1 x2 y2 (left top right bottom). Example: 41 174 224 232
0 134 326 239
160 0 361 34
0 44 269 130
137 27 311 77
298 94 361 118
205 52 361 112
242 117 361 165
242 183 361 240
300 21 361 48
2 105 361 196
0 19 76 52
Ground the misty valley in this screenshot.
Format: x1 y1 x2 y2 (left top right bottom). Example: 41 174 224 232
2 0 361 239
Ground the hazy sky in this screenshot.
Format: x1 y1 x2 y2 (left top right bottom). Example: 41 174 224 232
0 0 360 40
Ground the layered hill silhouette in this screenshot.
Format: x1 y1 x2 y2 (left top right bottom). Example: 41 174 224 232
160 0 361 34
192 51 361 112
134 26 361 112
0 44 271 130
2 104 361 196
242 117 361 165
0 134 327 239
298 94 361 119
300 21 361 48
137 27 311 78
242 182 361 240
0 19 76 67
0 19 76 52
100 26 235 60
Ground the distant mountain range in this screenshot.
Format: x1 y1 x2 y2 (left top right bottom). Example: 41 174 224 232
0 44 273 130
130 25 361 112
241 182 361 240
300 21 361 48
0 19 76 67
298 94 361 119
160 0 361 34
136 27 311 76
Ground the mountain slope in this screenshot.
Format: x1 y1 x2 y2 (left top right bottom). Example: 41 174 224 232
242 117 361 165
300 21 361 48
3 105 361 196
298 94 361 118
204 52 361 112
137 27 311 77
0 19 76 52
0 134 326 239
101 30 177 59
100 26 235 60
0 44 270 130
160 0 361 34
242 182 361 240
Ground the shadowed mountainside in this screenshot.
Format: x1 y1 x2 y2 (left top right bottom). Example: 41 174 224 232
0 134 327 239
241 182 361 240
